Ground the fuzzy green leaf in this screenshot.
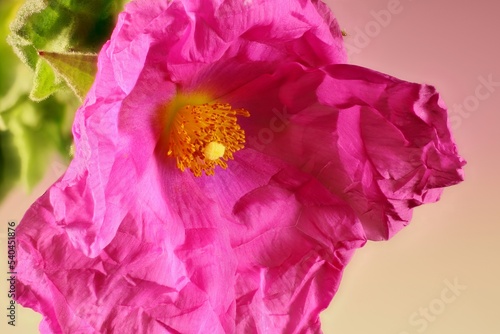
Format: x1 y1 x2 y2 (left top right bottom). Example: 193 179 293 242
8 0 128 100
39 51 97 100
30 57 64 101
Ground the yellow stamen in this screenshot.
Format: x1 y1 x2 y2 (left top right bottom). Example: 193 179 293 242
165 102 250 177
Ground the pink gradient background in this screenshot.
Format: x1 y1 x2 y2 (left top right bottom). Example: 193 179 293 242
1 0 499 333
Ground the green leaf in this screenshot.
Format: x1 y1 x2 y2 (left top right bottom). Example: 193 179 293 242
7 0 128 100
30 57 64 101
39 51 97 101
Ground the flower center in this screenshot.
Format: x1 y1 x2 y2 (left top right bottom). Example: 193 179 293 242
165 102 250 177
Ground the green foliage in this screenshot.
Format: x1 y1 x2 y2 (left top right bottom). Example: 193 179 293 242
39 51 98 100
0 0 127 201
30 57 64 101
8 0 128 100
0 61 75 201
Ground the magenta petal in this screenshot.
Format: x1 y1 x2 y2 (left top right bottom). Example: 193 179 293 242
16 167 234 333
319 65 464 239
246 63 464 240
231 167 364 332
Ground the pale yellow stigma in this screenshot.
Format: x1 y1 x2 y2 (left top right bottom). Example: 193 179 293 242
204 141 226 161
165 102 250 177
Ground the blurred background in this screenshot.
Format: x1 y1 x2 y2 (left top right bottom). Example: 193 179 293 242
1 0 499 333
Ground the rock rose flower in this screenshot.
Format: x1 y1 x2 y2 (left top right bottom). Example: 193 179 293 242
15 0 464 333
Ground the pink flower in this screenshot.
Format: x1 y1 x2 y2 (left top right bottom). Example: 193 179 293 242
15 0 464 333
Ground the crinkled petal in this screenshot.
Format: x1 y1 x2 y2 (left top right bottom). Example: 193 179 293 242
117 0 346 66
230 166 365 333
18 143 365 333
232 62 465 240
